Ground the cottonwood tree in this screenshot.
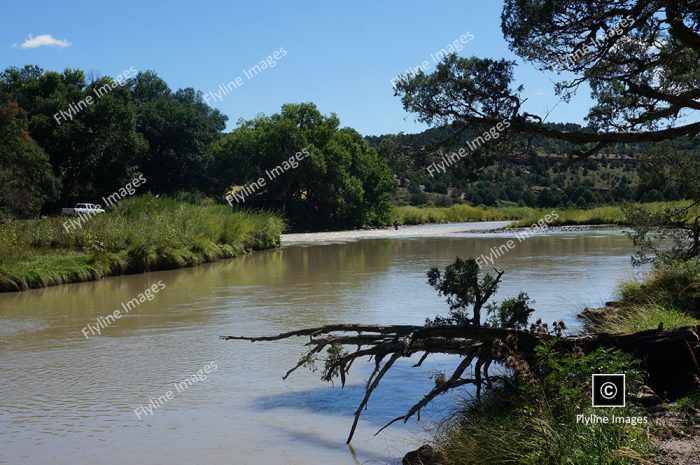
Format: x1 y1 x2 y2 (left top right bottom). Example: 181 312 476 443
208 103 395 229
0 100 57 219
130 71 227 194
0 66 146 207
426 257 504 327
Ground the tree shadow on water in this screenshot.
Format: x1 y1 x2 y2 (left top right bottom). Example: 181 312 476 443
254 359 470 427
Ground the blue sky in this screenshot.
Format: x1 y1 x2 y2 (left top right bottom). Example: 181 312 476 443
2 0 594 135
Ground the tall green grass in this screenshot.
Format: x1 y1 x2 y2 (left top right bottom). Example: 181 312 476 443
512 201 700 227
589 260 700 333
431 258 699 465
594 304 700 334
391 204 538 225
434 344 655 465
0 194 285 291
391 201 696 228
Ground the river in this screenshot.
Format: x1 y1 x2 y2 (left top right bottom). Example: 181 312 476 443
0 222 641 465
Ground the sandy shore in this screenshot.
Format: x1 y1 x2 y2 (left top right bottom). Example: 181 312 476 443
281 220 513 245
281 222 623 246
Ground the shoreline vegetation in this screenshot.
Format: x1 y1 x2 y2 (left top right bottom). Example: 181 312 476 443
1 198 696 293
413 260 700 465
390 200 698 229
0 195 284 292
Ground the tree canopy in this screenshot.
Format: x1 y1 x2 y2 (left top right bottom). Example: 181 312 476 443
0 68 392 230
0 100 57 219
391 0 700 260
395 0 700 163
210 103 395 229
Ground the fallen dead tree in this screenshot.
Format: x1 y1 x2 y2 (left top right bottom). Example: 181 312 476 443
223 259 700 443
222 322 700 443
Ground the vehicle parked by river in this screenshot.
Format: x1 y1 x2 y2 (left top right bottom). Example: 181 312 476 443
61 203 105 215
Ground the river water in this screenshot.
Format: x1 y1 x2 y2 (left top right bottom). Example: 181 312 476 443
0 222 641 465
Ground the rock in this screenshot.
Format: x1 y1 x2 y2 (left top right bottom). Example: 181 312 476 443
578 306 618 322
403 445 439 465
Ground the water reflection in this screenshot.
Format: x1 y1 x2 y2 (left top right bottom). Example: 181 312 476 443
0 227 638 465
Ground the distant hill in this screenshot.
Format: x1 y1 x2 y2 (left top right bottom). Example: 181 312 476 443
366 123 692 208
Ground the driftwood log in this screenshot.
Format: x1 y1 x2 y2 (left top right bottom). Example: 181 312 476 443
223 323 700 443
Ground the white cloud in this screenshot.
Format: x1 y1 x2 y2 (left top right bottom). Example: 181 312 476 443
533 89 549 97
16 34 71 49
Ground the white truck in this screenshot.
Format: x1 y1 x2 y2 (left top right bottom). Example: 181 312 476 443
61 203 106 215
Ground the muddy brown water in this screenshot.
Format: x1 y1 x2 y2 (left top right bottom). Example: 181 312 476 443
0 222 641 464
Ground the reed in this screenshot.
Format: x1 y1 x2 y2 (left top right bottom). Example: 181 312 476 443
0 194 285 292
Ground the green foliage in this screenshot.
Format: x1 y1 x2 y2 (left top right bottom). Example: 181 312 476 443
0 100 58 219
0 194 284 291
0 66 224 207
667 392 700 425
436 345 654 465
619 260 700 315
370 127 684 209
1 66 392 230
389 201 694 229
486 291 534 330
130 72 227 193
209 103 395 229
427 258 502 326
392 204 536 225
623 143 699 263
0 66 147 206
625 204 700 265
588 260 700 333
427 257 536 329
511 204 631 227
381 0 700 213
533 341 643 404
594 304 700 334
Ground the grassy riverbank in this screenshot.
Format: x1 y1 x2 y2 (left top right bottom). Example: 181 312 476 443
428 261 700 465
390 201 697 228
433 346 655 464
0 195 284 292
588 260 700 334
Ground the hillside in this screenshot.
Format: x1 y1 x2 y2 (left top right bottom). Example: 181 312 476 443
367 123 694 208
